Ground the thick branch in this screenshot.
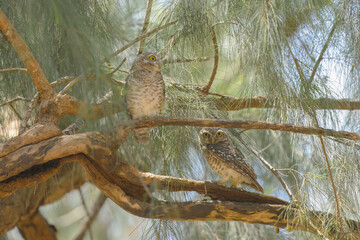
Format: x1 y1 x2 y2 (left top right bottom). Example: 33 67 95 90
1 130 359 237
0 123 61 158
0 9 54 99
17 211 56 240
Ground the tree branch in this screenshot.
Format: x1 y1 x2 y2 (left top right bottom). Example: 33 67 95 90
228 129 294 199
17 210 56 240
0 68 27 74
202 25 219 93
0 97 31 108
162 56 210 64
138 0 154 54
1 128 359 237
123 117 360 141
0 9 54 99
209 95 360 111
101 21 177 65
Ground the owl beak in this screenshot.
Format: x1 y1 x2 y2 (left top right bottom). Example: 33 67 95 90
211 138 215 144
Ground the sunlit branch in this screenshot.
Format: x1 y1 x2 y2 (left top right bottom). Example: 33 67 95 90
138 0 153 54
0 9 54 99
0 68 27 74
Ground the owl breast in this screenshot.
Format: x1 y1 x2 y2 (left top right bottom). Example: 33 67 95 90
203 148 250 184
126 70 165 119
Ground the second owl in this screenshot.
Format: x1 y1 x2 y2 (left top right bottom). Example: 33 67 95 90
199 128 264 193
125 53 165 144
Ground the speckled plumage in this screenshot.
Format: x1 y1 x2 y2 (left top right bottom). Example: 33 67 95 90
125 53 165 144
198 128 263 193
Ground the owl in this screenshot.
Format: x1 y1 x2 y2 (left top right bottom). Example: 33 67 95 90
198 128 264 193
125 53 166 144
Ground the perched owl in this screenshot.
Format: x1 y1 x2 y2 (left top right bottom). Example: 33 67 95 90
125 53 165 144
198 128 264 193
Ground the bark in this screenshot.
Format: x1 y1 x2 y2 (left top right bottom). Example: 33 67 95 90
17 211 56 240
0 127 359 237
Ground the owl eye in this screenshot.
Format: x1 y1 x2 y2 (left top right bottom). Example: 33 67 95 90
203 132 210 138
216 131 223 137
149 55 156 61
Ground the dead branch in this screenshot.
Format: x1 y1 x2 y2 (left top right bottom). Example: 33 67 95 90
0 9 54 99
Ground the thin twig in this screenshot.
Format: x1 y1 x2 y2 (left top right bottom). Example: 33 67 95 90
307 19 339 87
77 188 94 240
0 97 31 108
202 25 219 93
163 56 210 64
8 104 22 120
19 94 39 134
108 58 127 75
138 0 154 54
101 21 177 65
0 68 27 74
228 129 294 199
313 112 343 233
59 75 84 94
51 76 76 88
74 193 107 240
289 20 344 230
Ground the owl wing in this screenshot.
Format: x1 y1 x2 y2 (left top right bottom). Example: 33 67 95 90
207 144 258 180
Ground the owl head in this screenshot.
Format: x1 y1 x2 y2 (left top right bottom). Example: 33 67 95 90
199 128 229 146
131 52 161 72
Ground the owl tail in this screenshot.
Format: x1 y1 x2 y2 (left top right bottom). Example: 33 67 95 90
244 180 264 194
132 128 150 144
